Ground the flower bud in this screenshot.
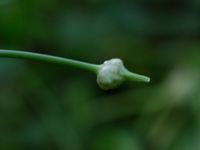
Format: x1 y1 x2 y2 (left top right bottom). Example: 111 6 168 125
97 58 150 90
97 58 126 90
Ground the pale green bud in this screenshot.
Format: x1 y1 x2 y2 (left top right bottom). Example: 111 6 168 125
97 58 125 90
97 58 150 90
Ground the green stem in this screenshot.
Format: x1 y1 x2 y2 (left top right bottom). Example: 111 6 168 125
124 69 150 83
0 50 99 73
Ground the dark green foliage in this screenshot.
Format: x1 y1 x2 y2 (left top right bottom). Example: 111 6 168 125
0 0 200 149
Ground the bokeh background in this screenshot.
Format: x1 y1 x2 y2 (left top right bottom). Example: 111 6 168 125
0 0 200 150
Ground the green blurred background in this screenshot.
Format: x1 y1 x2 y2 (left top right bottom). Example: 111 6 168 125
0 0 200 150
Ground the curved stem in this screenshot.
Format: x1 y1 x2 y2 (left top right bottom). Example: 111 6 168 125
0 50 99 73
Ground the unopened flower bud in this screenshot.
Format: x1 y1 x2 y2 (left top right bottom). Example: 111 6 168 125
97 58 150 90
97 58 125 90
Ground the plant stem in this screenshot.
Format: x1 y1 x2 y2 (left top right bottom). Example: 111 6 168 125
124 69 150 82
0 50 99 73
0 50 150 89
